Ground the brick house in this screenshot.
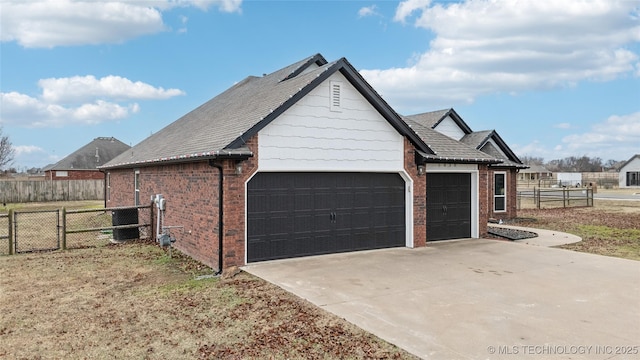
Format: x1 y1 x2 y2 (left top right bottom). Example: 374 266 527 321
403 109 527 220
44 137 130 180
101 54 523 272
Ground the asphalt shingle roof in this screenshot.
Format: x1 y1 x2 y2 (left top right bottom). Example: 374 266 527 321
101 53 524 169
461 130 527 168
47 137 130 170
404 118 500 164
403 109 450 129
102 55 338 168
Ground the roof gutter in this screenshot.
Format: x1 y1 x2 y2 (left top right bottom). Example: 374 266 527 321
99 149 253 170
415 151 503 165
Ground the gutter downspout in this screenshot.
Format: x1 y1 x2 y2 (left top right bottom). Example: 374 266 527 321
209 161 224 275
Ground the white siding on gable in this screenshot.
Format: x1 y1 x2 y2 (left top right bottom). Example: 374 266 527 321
258 72 405 172
299 62 319 76
619 156 640 188
433 116 466 140
485 139 508 159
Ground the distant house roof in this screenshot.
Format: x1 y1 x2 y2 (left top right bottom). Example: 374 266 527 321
620 154 640 171
47 137 130 171
520 163 551 173
102 54 431 169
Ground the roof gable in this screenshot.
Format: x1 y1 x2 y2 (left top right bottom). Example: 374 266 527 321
404 117 500 164
102 54 432 169
403 108 473 136
461 130 526 168
620 154 640 171
48 137 130 171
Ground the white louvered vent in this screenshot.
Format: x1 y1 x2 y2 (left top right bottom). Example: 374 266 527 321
330 81 342 112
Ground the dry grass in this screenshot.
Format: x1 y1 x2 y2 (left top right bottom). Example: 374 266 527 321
512 198 640 260
0 241 416 359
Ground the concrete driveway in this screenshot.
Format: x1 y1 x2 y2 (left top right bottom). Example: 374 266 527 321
244 239 640 359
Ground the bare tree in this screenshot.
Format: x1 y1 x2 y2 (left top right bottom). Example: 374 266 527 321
0 127 15 170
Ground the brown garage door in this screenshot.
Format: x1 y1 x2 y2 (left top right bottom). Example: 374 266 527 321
426 173 471 241
247 172 405 262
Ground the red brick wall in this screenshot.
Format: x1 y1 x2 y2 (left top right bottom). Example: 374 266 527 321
107 169 134 206
404 139 426 248
45 170 105 180
487 168 518 220
107 162 220 268
106 136 258 271
478 165 490 238
219 136 259 268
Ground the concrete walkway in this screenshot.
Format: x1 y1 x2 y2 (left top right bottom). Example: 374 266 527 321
243 233 640 359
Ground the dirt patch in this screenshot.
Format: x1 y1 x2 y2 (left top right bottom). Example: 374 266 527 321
0 241 416 359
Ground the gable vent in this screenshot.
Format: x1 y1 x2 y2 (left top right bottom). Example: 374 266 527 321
330 81 342 112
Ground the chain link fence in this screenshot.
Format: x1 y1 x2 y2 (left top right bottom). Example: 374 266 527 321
13 210 61 253
0 213 9 255
64 205 152 249
1 205 152 255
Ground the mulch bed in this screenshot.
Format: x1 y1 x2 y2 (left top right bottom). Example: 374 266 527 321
487 226 538 241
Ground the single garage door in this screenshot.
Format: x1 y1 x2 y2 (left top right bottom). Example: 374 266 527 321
426 173 471 241
247 172 405 262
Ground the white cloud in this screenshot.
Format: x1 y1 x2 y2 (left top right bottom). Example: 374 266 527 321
12 145 60 169
362 0 640 111
0 76 182 128
393 0 431 23
515 112 640 161
39 75 185 103
553 123 572 129
0 0 242 48
14 145 45 156
358 5 381 18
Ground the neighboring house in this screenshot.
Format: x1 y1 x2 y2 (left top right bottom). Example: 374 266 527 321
101 54 519 272
619 154 640 188
45 137 130 180
518 164 553 182
403 109 527 220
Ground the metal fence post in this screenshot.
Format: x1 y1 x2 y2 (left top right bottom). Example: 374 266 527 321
61 207 67 250
7 209 13 255
150 201 155 242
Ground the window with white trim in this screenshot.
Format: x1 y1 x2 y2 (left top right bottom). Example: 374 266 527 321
56 171 68 177
494 172 506 212
134 170 140 206
330 81 342 112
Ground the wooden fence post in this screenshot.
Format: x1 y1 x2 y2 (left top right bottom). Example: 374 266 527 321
61 207 67 250
8 209 13 255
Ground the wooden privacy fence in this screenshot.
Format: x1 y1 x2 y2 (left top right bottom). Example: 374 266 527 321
1 205 152 255
0 179 104 203
517 188 594 209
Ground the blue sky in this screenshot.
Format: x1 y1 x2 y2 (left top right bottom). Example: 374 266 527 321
1 0 639 170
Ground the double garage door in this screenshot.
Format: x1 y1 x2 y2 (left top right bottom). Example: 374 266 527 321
247 172 405 262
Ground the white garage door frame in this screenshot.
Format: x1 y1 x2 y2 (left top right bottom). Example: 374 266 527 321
425 163 479 239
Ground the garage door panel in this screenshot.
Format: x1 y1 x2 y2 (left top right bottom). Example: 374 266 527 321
247 172 405 262
426 173 472 241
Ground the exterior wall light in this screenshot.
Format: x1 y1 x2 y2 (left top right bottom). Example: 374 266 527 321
417 164 426 176
235 161 243 175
